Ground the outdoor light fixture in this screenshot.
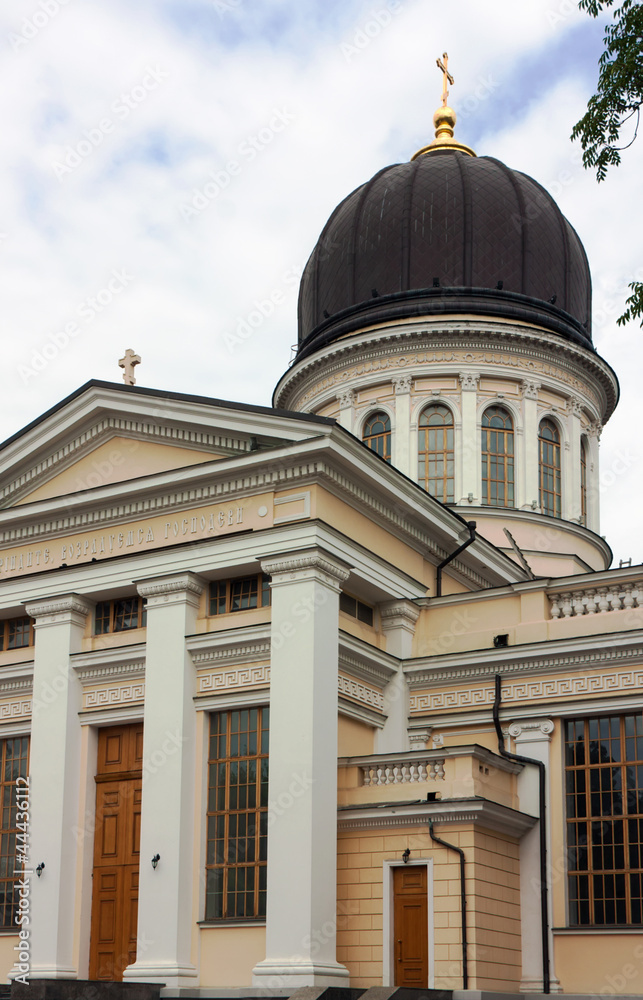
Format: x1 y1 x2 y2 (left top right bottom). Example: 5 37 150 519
402 848 411 864
36 863 45 878
151 854 160 870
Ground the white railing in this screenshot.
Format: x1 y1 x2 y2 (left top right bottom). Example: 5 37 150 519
360 757 445 785
549 584 643 618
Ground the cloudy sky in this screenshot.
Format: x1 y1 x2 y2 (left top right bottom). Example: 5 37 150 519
1 0 641 565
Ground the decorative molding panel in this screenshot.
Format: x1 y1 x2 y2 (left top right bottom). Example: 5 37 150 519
338 673 384 712
410 667 643 713
84 684 145 710
0 699 32 721
198 665 271 695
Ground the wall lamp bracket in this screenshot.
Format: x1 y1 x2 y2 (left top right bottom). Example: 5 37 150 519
402 848 411 864
36 863 45 878
151 854 160 870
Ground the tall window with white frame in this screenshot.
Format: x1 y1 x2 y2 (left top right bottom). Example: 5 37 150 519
539 418 562 517
362 411 391 463
418 404 454 503
205 708 269 921
0 737 29 927
565 714 643 925
481 406 514 507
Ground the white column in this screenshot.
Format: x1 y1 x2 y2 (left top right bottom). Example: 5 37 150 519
587 421 602 533
123 572 204 989
337 389 355 432
392 375 413 478
23 594 93 979
252 548 351 987
458 373 479 503
568 397 582 522
508 718 560 994
521 381 541 510
376 601 419 753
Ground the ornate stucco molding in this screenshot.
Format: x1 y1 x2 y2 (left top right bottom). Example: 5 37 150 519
262 549 351 590
137 572 204 608
25 593 93 627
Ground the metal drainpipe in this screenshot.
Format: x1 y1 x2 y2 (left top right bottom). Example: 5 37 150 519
435 521 476 598
493 673 550 993
428 820 468 990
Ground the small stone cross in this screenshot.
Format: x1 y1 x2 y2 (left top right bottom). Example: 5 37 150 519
436 52 454 107
119 349 141 385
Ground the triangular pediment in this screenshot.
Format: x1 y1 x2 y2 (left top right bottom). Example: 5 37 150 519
0 380 333 508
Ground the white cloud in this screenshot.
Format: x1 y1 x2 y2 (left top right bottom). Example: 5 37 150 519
0 0 640 563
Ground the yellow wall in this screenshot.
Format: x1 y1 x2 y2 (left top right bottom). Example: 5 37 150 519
555 934 643 994
199 926 266 986
337 823 520 991
338 717 375 756
18 437 222 503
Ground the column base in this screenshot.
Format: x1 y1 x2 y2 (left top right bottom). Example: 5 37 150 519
519 976 563 993
12 967 77 980
252 958 350 988
123 961 198 989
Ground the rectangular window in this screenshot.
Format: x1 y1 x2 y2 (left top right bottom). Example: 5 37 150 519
565 714 643 925
339 592 374 627
205 708 269 921
94 598 146 635
0 618 34 652
208 575 271 616
0 737 30 928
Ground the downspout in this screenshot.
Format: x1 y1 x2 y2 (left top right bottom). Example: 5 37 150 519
428 820 468 990
435 521 476 598
493 674 550 994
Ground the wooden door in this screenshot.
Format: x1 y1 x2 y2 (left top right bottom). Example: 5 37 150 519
89 724 143 981
393 865 429 987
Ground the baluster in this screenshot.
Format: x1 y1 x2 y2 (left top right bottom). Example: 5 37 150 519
561 593 573 618
572 591 585 616
585 590 598 614
608 590 623 612
362 766 372 786
549 594 562 618
597 588 610 613
623 585 635 610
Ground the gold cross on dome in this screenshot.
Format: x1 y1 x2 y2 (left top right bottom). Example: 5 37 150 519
436 52 454 107
119 348 141 385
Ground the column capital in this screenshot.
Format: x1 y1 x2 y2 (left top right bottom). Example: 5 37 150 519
337 388 355 407
24 593 93 628
521 379 541 400
261 548 351 590
136 571 205 608
379 599 420 634
458 372 480 392
392 374 413 395
568 395 583 417
508 718 554 743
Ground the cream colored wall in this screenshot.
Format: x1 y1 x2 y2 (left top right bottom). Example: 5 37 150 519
17 437 223 503
555 935 643 994
337 823 520 991
316 489 434 593
199 926 266 987
338 717 375 756
0 934 18 982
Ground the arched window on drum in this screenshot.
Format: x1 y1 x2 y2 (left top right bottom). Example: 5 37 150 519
481 407 515 508
362 411 391 464
418 404 454 503
540 418 562 517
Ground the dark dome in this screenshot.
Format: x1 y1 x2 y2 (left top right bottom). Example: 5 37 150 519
297 150 593 359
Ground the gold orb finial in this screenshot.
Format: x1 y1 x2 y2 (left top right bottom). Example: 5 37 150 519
411 52 476 160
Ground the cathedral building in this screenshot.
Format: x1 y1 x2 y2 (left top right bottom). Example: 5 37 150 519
0 65 641 998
